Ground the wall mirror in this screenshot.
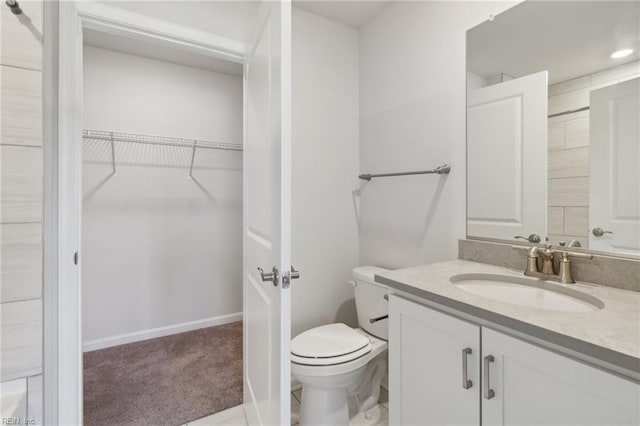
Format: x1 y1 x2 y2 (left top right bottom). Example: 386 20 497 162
466 0 640 257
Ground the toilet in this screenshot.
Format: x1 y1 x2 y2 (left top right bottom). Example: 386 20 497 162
291 266 389 426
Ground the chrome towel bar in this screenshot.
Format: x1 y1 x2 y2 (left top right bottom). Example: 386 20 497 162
359 164 451 181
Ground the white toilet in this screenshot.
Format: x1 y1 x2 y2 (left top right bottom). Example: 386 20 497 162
291 266 389 426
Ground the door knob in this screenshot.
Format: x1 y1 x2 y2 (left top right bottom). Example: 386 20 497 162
290 266 300 280
514 234 541 243
592 227 613 237
257 266 279 286
281 266 301 289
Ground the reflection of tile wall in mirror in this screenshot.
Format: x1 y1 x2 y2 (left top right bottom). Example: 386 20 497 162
545 60 640 248
564 207 589 237
548 147 589 179
565 116 589 148
547 207 564 235
548 177 589 207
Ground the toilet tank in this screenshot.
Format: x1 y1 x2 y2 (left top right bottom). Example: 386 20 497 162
351 266 390 340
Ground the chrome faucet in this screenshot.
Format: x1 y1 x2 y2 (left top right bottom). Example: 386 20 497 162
513 244 593 284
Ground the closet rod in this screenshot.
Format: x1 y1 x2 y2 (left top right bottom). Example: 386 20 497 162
82 130 243 152
548 106 589 119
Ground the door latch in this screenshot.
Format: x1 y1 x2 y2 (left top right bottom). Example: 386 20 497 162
257 266 279 286
592 227 613 237
282 266 300 289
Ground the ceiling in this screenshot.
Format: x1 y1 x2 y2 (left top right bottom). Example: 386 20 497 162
467 1 640 85
83 28 243 76
294 0 391 29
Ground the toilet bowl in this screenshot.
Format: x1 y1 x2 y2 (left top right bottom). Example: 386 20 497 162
291 266 389 426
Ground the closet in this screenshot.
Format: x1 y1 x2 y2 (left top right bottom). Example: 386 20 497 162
80 28 244 425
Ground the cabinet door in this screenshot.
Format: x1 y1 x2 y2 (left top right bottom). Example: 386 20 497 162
389 296 480 426
482 328 640 426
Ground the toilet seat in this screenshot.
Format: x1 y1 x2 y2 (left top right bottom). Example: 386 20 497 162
291 327 387 379
291 323 372 366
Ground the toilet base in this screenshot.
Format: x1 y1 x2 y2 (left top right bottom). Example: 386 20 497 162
349 405 382 426
299 387 383 426
300 385 349 426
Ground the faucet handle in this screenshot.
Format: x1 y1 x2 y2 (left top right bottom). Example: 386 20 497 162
563 251 594 260
557 251 593 284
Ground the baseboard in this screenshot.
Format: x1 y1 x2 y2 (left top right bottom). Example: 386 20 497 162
82 312 243 352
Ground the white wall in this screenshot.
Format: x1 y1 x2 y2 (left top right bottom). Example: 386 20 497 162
291 8 361 337
358 1 515 269
82 46 243 347
83 46 242 142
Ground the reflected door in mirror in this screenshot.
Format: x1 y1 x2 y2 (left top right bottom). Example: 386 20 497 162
590 78 640 255
467 71 548 241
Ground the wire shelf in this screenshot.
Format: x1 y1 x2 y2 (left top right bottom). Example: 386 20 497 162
82 129 242 178
83 129 243 152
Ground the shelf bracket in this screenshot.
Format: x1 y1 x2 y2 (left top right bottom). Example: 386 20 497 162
110 132 116 176
188 141 197 179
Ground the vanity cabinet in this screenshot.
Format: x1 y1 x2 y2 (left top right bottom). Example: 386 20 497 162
389 295 640 426
388 295 481 426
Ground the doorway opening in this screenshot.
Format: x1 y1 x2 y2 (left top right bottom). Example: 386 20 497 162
79 26 244 425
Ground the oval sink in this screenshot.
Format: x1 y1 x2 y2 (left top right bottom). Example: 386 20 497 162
450 273 604 313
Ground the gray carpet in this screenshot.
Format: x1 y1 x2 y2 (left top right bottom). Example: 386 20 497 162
83 321 243 426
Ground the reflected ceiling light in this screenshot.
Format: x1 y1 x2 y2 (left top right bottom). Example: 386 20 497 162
611 49 634 59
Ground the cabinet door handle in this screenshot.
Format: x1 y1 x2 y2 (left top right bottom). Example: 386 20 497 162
462 347 472 389
483 355 495 399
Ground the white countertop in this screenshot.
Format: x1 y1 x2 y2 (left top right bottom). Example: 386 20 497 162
375 259 640 377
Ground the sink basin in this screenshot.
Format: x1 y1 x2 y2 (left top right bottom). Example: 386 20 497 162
450 273 604 312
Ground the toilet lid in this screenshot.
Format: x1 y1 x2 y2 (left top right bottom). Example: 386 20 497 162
291 323 371 364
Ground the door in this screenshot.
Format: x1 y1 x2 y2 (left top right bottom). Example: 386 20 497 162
389 296 480 426
467 71 548 242
590 78 640 254
482 328 640 426
243 1 292 425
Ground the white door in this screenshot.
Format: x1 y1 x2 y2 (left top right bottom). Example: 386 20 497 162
590 77 640 254
467 71 548 242
389 296 480 426
482 328 640 426
243 1 292 425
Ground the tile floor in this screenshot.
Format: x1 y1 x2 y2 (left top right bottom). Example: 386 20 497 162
183 386 390 426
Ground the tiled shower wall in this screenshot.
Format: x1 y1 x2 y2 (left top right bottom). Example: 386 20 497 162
547 60 640 247
1 1 44 424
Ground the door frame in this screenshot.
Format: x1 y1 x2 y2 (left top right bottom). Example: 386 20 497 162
49 2 245 423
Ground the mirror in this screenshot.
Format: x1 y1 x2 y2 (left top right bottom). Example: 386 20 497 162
466 1 640 257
